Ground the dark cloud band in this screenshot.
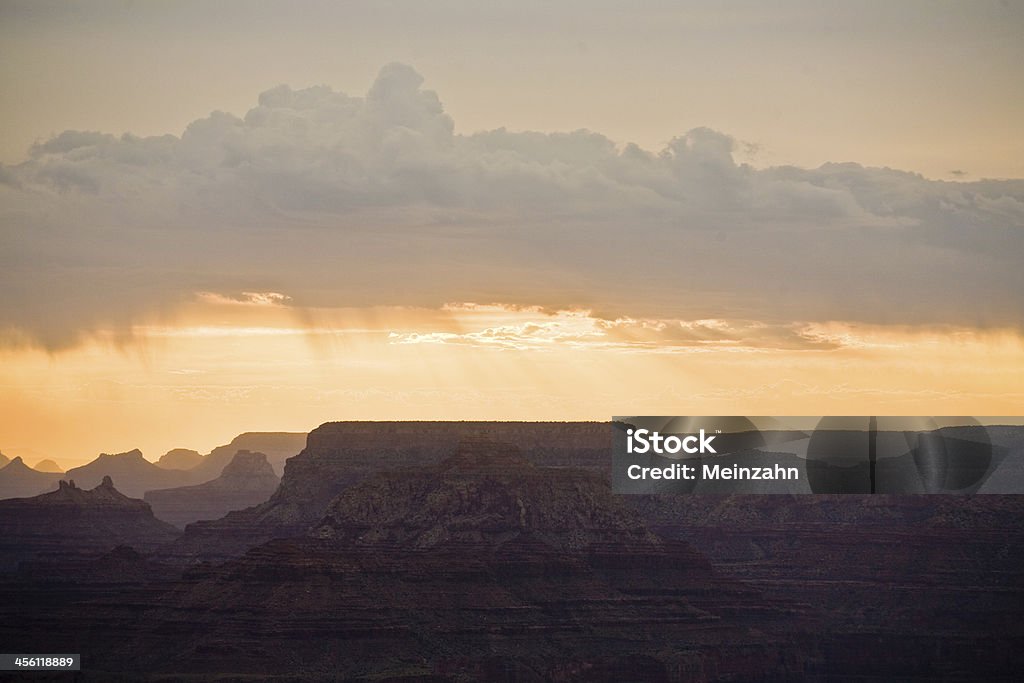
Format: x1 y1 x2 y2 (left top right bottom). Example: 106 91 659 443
1 63 1022 349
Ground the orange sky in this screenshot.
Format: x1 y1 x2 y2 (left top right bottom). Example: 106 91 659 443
2 4 1023 470
2 298 1022 469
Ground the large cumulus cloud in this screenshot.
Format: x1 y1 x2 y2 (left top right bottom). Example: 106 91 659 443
1 63 1022 349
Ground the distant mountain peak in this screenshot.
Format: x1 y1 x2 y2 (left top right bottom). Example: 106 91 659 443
50 475 128 503
156 448 203 470
98 449 146 461
144 450 280 528
0 472 180 571
63 448 198 499
219 450 277 480
191 432 306 479
0 456 63 500
1 456 45 474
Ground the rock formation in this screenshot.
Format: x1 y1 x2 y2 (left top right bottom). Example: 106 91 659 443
312 438 655 549
166 422 608 562
0 424 1021 680
187 432 307 479
629 490 1024 679
0 476 180 571
145 450 281 528
16 544 180 584
155 448 203 470
76 441 796 679
0 456 63 499
63 449 199 498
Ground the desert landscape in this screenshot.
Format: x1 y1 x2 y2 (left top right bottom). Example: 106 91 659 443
2 3 1023 680
0 421 1021 680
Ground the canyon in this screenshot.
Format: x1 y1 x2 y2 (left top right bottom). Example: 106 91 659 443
145 450 281 528
0 421 1020 680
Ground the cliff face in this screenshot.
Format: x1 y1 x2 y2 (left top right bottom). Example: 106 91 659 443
188 432 307 479
0 477 180 571
167 422 608 562
145 451 280 528
313 439 650 550
63 449 199 498
630 491 1024 678
110 442 796 680
16 544 180 583
0 425 1021 679
155 448 203 470
0 456 63 500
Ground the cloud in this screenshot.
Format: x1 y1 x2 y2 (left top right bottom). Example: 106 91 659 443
195 291 292 306
1 62 1022 349
388 304 840 352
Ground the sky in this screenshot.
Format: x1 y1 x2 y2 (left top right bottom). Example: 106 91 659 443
1 1 1023 467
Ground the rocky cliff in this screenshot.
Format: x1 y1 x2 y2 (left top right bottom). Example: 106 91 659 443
63 449 199 498
630 491 1024 679
0 424 1021 679
0 477 180 571
145 450 281 528
0 456 63 499
76 441 797 680
155 448 203 470
188 432 307 479
312 438 653 549
166 422 608 562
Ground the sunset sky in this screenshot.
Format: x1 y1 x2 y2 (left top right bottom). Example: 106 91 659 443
1 1 1023 468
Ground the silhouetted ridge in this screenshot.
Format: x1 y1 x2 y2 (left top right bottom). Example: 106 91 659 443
141 437 783 680
2 424 1022 680
155 448 202 470
63 448 198 498
218 450 280 479
165 421 609 562
145 451 280 528
32 458 63 473
44 475 134 505
188 432 306 479
0 476 179 571
0 455 63 500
